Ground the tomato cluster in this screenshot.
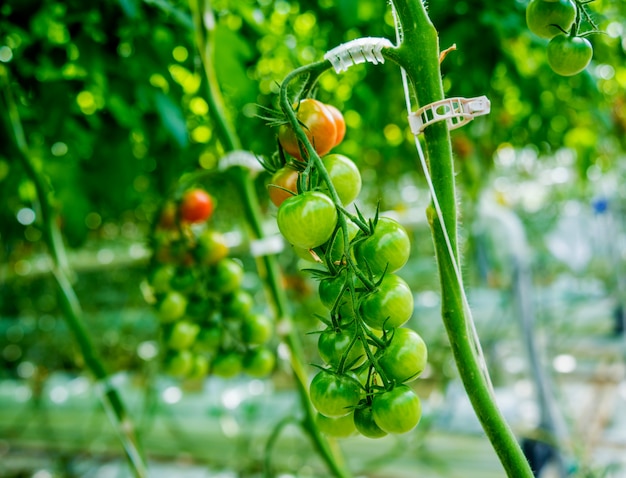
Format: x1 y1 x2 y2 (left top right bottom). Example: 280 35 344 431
268 100 427 438
148 187 276 380
525 0 594 76
310 215 427 438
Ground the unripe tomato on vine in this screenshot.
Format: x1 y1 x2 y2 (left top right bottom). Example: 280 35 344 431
547 34 593 76
322 154 362 206
264 98 430 441
371 385 422 434
277 191 338 249
354 217 411 275
526 0 576 39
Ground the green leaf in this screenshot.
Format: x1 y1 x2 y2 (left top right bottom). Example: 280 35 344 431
153 91 188 148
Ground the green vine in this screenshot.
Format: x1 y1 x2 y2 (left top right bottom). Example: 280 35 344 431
0 66 148 478
384 1 534 476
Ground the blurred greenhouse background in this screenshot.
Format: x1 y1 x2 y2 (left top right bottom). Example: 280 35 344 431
1 0 626 477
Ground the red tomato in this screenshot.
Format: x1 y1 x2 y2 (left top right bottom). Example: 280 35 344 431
179 188 215 223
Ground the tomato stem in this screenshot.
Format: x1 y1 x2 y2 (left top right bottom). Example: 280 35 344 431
0 67 148 478
384 1 534 476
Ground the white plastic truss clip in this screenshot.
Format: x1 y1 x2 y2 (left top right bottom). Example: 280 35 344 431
324 37 395 73
218 150 265 176
408 96 491 135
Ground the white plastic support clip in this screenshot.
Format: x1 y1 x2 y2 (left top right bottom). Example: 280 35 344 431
408 96 491 135
218 150 265 176
324 37 394 73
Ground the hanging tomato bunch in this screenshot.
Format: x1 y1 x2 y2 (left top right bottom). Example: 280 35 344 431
525 0 596 77
266 98 428 438
147 186 276 380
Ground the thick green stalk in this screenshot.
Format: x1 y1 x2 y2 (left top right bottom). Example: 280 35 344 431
386 2 533 476
1 67 147 478
190 5 350 477
189 0 241 152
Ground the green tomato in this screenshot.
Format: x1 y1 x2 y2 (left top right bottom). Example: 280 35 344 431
372 385 422 434
378 327 427 383
292 244 322 263
317 325 367 370
212 351 243 378
164 350 194 377
222 290 254 319
293 219 358 264
318 271 346 309
196 229 229 266
354 217 411 276
360 274 414 330
353 405 388 439
158 291 188 323
241 313 274 345
188 354 210 379
316 412 357 438
212 258 244 295
547 34 593 76
526 0 576 39
243 347 276 377
277 191 338 250
150 265 175 294
322 154 362 206
309 371 361 418
195 325 222 353
166 320 200 351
